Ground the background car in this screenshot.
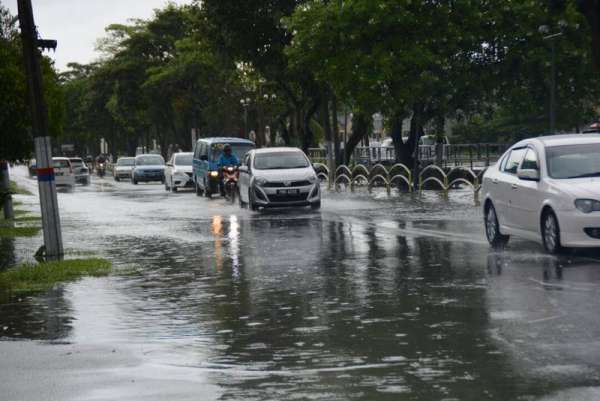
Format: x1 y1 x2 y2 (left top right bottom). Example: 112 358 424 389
27 159 37 177
165 152 193 192
113 157 135 181
52 157 75 190
238 147 321 210
132 154 165 185
482 134 600 253
192 137 255 197
69 157 90 185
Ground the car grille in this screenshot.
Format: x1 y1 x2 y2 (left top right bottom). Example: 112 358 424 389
142 170 163 175
263 180 312 188
267 193 308 203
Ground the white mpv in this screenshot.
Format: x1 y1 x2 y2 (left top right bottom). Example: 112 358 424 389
482 134 600 253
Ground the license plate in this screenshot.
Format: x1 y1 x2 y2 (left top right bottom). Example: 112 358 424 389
277 189 299 195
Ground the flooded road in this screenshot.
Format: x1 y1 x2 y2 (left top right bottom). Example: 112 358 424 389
2 166 600 401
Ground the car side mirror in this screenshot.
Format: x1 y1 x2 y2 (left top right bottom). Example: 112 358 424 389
200 155 208 161
517 168 540 181
239 165 249 174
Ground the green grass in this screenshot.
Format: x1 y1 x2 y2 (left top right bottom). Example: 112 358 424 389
9 180 32 196
13 215 41 222
0 258 111 292
0 225 41 237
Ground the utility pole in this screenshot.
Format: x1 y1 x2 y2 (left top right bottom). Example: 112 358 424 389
17 0 63 258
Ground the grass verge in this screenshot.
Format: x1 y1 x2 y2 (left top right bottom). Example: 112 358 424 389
9 180 32 196
0 225 41 237
0 258 111 292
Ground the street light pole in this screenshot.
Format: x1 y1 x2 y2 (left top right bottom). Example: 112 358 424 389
17 0 64 258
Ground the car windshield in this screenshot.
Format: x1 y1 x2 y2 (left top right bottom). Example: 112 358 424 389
117 158 135 166
546 143 600 179
174 154 192 165
210 144 254 161
254 151 309 170
136 156 164 166
70 159 83 167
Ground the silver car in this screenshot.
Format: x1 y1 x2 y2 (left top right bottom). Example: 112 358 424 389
238 147 321 210
113 157 135 181
69 157 90 185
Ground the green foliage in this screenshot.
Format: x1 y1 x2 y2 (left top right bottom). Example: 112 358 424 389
0 258 111 292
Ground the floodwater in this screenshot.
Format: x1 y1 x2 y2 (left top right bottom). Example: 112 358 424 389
2 166 600 401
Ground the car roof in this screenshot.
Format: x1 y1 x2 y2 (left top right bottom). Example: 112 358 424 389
53 157 70 160
117 156 134 160
69 157 83 161
174 152 193 156
196 137 255 145
135 154 163 158
516 134 600 148
253 147 304 154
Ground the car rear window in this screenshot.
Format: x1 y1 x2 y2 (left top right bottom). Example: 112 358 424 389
53 159 70 169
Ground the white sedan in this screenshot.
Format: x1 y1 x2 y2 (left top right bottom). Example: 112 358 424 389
165 152 193 192
482 134 600 253
238 147 321 210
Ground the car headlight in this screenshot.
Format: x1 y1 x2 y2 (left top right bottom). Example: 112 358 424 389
209 171 219 178
575 199 600 213
255 177 268 187
308 175 318 183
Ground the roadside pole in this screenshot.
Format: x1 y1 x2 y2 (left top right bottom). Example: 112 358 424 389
1 161 14 219
17 0 63 258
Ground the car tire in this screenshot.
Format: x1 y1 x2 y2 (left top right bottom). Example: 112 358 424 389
205 180 212 199
542 210 563 254
311 200 321 210
172 186 178 193
248 189 258 211
485 202 509 247
114 176 120 182
133 178 138 185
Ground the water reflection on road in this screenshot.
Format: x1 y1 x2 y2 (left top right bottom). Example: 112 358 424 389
2 169 600 400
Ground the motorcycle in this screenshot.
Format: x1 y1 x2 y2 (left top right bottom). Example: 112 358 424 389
96 162 106 178
222 166 239 204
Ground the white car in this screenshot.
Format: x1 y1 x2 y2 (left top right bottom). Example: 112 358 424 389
482 134 600 253
52 157 75 190
165 152 193 192
238 147 321 210
113 157 135 181
69 157 90 185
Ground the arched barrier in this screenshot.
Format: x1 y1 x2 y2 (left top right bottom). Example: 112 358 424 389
325 163 482 200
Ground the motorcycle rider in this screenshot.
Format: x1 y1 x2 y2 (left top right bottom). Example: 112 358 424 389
96 154 107 176
217 144 240 196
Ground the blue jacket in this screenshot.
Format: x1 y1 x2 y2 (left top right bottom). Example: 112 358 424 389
218 153 240 168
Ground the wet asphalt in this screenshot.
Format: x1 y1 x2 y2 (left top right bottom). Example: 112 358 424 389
2 166 600 401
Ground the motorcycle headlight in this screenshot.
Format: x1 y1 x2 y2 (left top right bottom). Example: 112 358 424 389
255 177 268 187
575 199 600 214
209 171 219 178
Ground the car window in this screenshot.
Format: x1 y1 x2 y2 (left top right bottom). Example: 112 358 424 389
243 153 251 166
503 148 527 174
254 151 310 170
53 159 70 169
174 154 192 165
135 156 165 166
117 158 134 166
520 149 539 170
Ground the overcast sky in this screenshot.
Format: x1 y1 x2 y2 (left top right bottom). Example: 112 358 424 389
5 0 191 71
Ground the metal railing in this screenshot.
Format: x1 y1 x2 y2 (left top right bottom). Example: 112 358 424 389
308 143 509 168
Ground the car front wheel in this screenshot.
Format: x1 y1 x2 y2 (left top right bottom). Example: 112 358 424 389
542 211 562 254
485 203 509 247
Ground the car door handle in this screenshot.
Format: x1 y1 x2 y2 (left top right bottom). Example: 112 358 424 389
511 184 518 190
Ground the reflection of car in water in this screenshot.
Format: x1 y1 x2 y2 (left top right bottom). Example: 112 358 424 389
192 137 255 198
482 134 600 254
238 147 321 210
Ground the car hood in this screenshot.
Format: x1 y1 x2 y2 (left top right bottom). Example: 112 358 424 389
134 165 165 170
549 177 600 199
254 167 316 182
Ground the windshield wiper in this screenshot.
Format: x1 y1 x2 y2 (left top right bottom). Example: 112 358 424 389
567 172 600 179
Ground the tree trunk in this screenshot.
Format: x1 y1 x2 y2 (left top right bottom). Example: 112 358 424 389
302 98 320 153
321 93 335 178
344 112 369 165
331 96 341 166
1 161 14 219
578 0 600 69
